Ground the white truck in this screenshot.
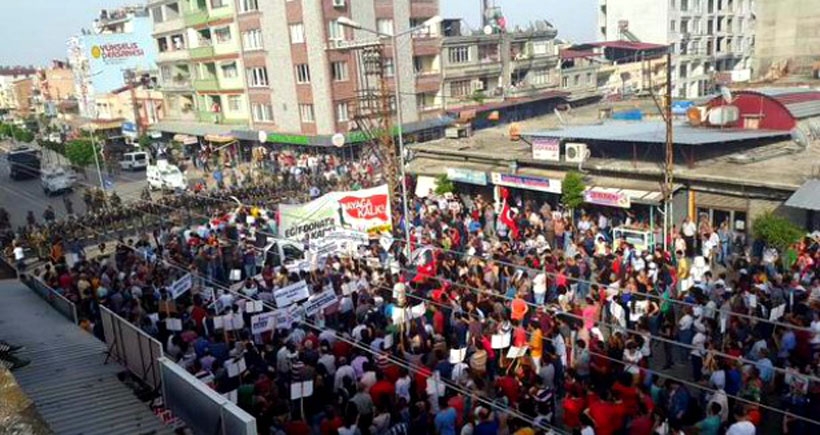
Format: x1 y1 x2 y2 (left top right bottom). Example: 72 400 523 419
40 167 75 196
147 160 186 191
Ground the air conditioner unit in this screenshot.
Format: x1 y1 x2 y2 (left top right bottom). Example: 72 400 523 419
332 0 346 8
565 142 588 163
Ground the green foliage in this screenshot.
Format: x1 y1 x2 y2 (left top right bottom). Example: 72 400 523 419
137 134 151 149
16 129 34 143
471 91 487 105
38 139 65 155
434 174 455 195
752 211 804 252
0 122 34 143
64 139 96 168
561 171 586 210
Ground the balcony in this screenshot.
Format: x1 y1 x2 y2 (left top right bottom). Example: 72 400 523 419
157 48 190 63
196 111 246 124
412 37 441 56
162 76 193 91
183 9 209 26
415 73 441 93
190 45 215 59
193 78 219 92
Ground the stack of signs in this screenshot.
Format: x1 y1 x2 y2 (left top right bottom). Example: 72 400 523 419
274 281 310 308
290 380 314 400
449 348 467 363
304 289 338 317
170 274 193 299
166 318 183 332
491 333 511 349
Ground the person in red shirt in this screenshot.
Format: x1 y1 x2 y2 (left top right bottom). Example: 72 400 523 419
561 390 586 429
628 402 654 435
495 374 521 405
586 391 626 435
369 371 395 408
512 320 528 347
612 373 640 418
432 306 446 336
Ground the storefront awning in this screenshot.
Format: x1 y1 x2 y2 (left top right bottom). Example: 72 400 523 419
151 121 235 137
785 179 820 211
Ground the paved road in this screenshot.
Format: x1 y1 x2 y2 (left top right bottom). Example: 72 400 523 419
0 140 148 228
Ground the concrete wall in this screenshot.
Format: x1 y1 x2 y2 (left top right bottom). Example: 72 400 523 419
753 0 820 76
303 0 335 134
603 0 669 43
260 0 300 130
393 0 420 123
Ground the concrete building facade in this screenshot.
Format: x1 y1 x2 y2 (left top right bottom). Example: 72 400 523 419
598 0 756 98
149 0 443 139
752 0 820 78
439 19 560 110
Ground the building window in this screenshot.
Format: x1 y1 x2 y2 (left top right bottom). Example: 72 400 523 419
573 75 580 86
210 0 226 8
221 62 238 78
242 29 263 50
384 58 395 77
376 19 394 36
295 64 311 84
531 69 550 85
532 41 550 55
450 80 472 98
586 72 593 84
214 26 232 43
299 104 315 123
477 44 498 63
416 93 436 110
332 61 349 81
290 23 305 44
561 76 569 88
152 6 164 23
239 0 258 13
336 102 349 122
227 95 242 112
246 67 269 87
252 103 273 122
157 37 169 53
171 34 186 50
448 46 470 64
328 20 345 42
670 20 676 32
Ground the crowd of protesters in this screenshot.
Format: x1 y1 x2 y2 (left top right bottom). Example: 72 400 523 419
4 146 820 435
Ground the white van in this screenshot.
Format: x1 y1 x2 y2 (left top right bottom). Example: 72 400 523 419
147 161 187 191
119 151 149 171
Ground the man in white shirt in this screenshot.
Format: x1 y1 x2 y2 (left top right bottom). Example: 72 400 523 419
727 411 756 435
682 217 697 257
13 243 25 272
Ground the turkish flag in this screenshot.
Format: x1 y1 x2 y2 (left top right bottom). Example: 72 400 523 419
499 187 519 240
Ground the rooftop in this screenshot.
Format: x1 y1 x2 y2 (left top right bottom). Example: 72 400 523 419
710 87 820 120
526 121 791 146
408 101 820 191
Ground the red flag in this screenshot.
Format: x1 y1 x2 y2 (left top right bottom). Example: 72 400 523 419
499 187 519 239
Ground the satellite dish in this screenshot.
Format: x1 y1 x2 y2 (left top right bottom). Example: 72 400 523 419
257 130 267 143
792 128 809 148
720 86 733 104
332 133 346 148
483 25 493 35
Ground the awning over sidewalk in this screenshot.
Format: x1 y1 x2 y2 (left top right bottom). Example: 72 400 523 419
151 121 236 137
785 179 820 211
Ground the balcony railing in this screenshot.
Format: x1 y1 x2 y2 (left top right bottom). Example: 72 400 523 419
190 45 215 59
193 78 219 92
183 9 208 26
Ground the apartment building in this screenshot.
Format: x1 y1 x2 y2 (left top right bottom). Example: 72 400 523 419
440 19 560 110
0 67 37 115
598 0 755 98
150 0 442 141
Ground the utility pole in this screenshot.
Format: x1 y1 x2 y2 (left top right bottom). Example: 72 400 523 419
125 69 142 139
663 49 674 252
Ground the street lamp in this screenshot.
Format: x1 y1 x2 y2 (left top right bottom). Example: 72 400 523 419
337 15 443 253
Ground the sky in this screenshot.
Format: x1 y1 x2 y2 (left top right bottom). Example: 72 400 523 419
442 0 597 42
0 0 597 66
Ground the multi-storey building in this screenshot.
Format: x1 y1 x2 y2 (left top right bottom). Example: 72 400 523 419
440 19 560 110
150 0 443 141
753 0 820 79
0 67 38 116
598 0 755 98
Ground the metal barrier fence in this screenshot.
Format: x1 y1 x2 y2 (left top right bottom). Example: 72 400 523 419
159 357 256 435
100 306 163 391
22 275 79 325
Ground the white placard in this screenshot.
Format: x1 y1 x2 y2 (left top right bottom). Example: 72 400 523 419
169 273 193 299
391 306 407 324
274 281 310 308
410 302 426 319
274 309 294 330
304 289 338 317
449 348 467 363
425 372 446 397
341 282 355 296
226 360 240 377
212 316 224 330
769 303 786 321
230 269 242 282
507 346 529 359
245 300 264 313
380 235 393 252
202 287 215 303
251 312 276 335
748 294 758 309
290 380 314 399
384 333 394 349
166 318 183 332
491 333 511 349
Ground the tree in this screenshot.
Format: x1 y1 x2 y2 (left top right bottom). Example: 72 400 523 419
561 171 586 212
64 139 96 168
15 128 34 143
434 174 455 195
752 211 803 252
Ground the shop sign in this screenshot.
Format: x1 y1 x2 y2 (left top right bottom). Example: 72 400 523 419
491 172 562 194
584 189 631 209
532 137 560 161
446 167 488 186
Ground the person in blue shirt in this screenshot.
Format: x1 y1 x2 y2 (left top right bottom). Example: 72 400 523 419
756 348 775 384
473 407 500 435
695 402 723 435
433 397 457 435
